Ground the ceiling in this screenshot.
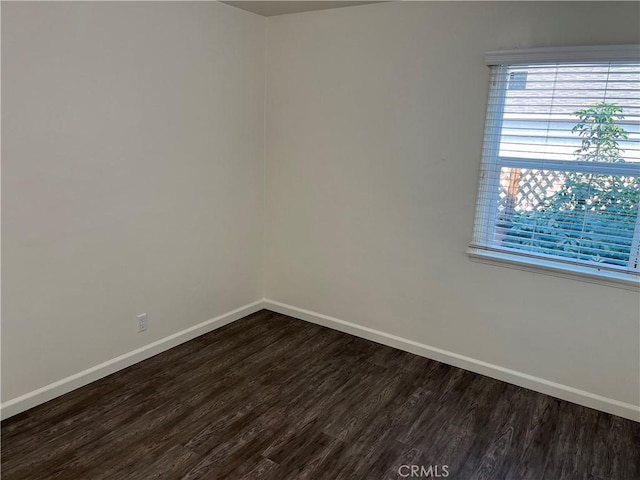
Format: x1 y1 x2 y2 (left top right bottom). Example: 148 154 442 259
221 1 384 17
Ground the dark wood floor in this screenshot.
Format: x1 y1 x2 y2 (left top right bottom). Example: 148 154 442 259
2 310 639 480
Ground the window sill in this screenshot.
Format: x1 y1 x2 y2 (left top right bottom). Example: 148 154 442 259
467 248 640 291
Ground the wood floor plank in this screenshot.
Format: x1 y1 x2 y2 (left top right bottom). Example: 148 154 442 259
228 456 281 480
2 310 638 480
504 395 561 480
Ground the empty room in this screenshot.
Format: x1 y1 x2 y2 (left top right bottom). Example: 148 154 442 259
2 1 639 479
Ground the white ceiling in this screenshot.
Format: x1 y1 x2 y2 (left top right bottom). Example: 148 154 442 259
221 1 384 17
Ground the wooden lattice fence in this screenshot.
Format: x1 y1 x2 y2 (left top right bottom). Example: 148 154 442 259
499 167 566 213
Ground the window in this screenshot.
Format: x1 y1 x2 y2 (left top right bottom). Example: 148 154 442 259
469 46 640 289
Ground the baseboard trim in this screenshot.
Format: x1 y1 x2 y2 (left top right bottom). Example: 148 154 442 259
1 300 265 420
264 299 640 422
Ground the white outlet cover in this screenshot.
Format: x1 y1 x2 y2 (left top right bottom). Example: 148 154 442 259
137 313 148 332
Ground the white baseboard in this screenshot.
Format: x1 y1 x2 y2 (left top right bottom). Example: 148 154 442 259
264 299 640 422
5 298 638 422
1 300 265 420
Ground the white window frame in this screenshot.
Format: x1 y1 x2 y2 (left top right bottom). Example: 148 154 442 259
468 45 640 291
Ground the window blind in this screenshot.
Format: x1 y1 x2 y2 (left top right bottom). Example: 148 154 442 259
470 50 640 278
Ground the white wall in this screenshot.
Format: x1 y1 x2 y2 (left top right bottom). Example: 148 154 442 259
2 2 265 405
265 1 640 415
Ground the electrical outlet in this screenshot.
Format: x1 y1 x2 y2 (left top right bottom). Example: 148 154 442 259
137 313 148 333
